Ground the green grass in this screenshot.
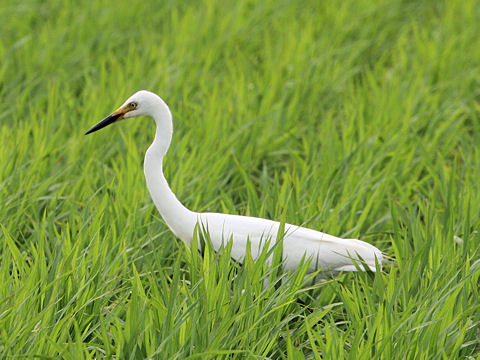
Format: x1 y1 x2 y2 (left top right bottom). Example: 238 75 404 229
1 0 480 358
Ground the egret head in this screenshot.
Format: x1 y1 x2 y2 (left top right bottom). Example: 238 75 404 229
85 90 164 135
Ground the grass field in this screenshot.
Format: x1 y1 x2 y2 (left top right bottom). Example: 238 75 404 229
1 0 480 358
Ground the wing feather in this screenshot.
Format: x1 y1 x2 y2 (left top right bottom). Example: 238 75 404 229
198 213 383 273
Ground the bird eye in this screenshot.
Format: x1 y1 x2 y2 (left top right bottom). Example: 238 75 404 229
130 102 137 109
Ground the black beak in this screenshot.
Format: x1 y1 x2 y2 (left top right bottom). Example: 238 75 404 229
85 112 123 135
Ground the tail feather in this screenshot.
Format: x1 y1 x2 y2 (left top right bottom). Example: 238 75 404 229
330 238 383 272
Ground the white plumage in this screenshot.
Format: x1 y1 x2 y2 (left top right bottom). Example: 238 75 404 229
86 90 383 275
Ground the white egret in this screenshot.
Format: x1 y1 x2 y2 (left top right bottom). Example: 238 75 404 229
86 90 383 274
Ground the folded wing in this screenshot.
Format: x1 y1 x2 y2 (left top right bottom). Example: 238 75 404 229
198 213 383 273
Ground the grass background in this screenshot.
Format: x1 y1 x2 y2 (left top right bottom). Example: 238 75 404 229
1 0 480 358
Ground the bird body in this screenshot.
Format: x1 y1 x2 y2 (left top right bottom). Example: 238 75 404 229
86 90 383 274
198 213 382 273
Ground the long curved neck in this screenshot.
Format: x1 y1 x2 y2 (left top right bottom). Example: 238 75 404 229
144 103 198 244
